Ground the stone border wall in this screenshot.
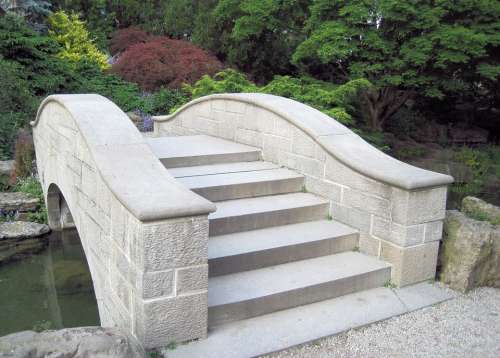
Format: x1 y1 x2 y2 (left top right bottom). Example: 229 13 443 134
154 93 454 287
32 94 215 349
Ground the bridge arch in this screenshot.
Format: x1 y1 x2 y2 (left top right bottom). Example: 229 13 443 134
32 94 215 349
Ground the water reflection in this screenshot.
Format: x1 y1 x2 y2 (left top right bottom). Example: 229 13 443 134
0 229 99 336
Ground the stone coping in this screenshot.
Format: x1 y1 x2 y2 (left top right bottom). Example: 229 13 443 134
154 93 454 190
32 94 215 221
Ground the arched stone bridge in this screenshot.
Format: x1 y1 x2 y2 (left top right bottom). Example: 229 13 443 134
32 93 453 350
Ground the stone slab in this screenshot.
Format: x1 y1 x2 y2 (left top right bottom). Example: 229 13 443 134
178 168 304 201
208 220 358 276
163 283 456 358
147 135 261 168
208 193 329 235
169 161 279 178
207 252 391 326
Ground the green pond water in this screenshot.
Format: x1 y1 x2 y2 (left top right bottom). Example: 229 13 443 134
0 229 99 336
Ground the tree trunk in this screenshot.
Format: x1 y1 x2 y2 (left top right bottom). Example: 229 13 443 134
363 87 411 131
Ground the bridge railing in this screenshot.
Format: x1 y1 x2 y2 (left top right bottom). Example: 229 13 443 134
32 94 215 349
154 93 453 287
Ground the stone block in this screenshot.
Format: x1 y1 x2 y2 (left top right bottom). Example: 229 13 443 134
380 241 439 287
278 152 323 179
391 186 447 225
226 100 247 114
331 202 371 233
325 156 391 199
140 269 174 299
359 233 380 257
292 129 316 158
304 176 342 203
176 264 208 295
140 216 209 272
372 216 425 247
343 189 391 218
136 293 208 349
424 220 444 243
235 128 263 148
275 118 294 139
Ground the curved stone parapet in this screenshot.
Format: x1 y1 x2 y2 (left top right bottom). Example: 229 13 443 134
33 94 215 349
154 93 454 286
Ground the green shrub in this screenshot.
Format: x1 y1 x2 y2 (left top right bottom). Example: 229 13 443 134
48 11 110 70
184 69 371 127
14 175 47 224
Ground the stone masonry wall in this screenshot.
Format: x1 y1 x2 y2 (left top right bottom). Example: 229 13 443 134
34 97 211 349
155 97 449 287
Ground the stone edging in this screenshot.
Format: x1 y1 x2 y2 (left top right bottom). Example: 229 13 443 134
154 93 453 190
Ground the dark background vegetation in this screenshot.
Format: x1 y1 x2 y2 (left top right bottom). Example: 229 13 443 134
0 0 499 206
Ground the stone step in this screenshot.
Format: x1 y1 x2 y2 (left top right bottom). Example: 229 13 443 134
165 283 456 358
208 193 329 236
177 168 304 202
169 161 280 178
208 252 391 327
208 220 358 276
147 135 261 168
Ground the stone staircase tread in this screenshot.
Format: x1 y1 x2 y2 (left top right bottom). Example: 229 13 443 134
209 193 329 220
208 252 391 307
147 135 260 167
208 220 358 260
177 168 303 190
169 161 280 178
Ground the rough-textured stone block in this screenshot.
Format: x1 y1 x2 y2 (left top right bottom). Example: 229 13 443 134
176 264 208 295
392 186 447 225
372 216 425 247
136 293 208 349
141 217 209 271
278 152 323 178
236 128 263 148
140 269 174 299
380 241 439 287
424 220 444 243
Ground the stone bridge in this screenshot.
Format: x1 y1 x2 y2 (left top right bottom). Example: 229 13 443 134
32 93 453 351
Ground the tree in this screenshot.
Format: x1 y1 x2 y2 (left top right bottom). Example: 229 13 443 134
109 26 150 55
293 0 500 131
111 36 223 91
200 0 309 82
48 11 109 69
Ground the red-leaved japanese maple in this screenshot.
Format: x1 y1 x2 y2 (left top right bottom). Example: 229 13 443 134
111 37 223 91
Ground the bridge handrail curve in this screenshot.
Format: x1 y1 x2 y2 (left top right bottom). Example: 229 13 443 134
154 93 453 190
32 94 215 221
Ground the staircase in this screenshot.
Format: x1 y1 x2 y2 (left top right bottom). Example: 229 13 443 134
147 134 392 328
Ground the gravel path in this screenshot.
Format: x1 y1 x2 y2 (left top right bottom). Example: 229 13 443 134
267 287 500 358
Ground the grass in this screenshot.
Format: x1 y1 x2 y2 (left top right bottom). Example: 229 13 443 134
383 280 397 289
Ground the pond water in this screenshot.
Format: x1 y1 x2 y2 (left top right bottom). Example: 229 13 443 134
0 229 99 336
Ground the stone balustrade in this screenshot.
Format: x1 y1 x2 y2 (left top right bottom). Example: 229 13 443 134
154 93 453 287
32 94 215 349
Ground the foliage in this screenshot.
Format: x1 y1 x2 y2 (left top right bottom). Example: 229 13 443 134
48 11 110 70
0 0 52 28
111 36 223 91
185 69 370 126
293 0 500 131
451 146 500 199
203 0 309 82
109 26 149 55
14 175 47 224
185 69 258 98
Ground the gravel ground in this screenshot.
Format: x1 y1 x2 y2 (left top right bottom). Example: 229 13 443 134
267 287 500 358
